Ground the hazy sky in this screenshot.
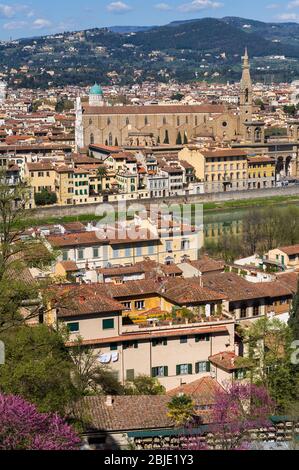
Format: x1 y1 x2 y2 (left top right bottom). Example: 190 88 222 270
0 1 298 40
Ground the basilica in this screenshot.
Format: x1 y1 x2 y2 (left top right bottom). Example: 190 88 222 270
75 50 299 179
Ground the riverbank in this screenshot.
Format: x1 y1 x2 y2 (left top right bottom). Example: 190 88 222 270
202 194 299 212
15 192 299 229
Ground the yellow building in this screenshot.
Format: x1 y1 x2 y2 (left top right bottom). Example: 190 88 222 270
247 156 276 189
178 147 249 193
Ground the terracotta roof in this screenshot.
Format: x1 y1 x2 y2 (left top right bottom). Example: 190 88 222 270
66 325 229 347
54 286 123 317
277 244 299 256
167 377 224 405
202 149 248 158
72 395 173 432
27 162 54 171
59 261 79 272
189 256 225 274
202 272 266 302
47 231 105 248
248 156 275 164
83 104 225 116
209 351 243 371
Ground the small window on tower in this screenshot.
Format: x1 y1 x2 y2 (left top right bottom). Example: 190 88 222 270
245 88 249 103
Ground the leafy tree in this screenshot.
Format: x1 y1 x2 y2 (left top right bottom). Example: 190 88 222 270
289 277 299 340
70 340 124 396
167 394 195 426
34 189 57 206
283 105 297 116
0 325 77 414
171 93 184 101
0 169 55 331
124 375 166 396
238 317 298 412
0 394 81 450
97 165 108 179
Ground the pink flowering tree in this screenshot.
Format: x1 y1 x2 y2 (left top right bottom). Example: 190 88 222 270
210 382 275 450
180 383 275 450
0 394 81 450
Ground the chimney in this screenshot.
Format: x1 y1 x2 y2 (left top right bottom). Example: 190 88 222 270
105 396 114 407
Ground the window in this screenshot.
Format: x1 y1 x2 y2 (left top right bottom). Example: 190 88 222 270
235 369 246 380
195 361 211 373
62 250 69 261
152 366 168 378
240 306 247 318
176 364 192 376
77 249 84 260
253 305 259 317
103 318 115 330
110 343 118 351
67 322 79 333
122 302 131 311
126 369 135 381
145 116 148 126
195 334 210 343
125 247 132 257
93 248 99 258
113 248 120 259
90 133 94 145
136 246 142 257
135 300 145 310
180 336 188 344
152 338 167 347
166 240 173 252
123 341 138 350
181 239 190 251
148 245 155 255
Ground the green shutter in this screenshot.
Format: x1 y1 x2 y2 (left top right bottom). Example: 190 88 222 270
103 318 114 330
164 366 168 377
152 367 157 378
206 362 211 372
195 362 199 374
176 365 181 376
188 364 192 375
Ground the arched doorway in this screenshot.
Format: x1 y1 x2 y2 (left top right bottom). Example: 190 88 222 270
276 157 284 179
285 156 292 176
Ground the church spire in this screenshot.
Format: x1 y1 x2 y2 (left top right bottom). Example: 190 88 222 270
239 47 253 134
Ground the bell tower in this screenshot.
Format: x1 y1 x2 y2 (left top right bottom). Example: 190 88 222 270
240 48 253 127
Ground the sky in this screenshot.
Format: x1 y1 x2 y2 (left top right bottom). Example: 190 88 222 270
0 0 299 40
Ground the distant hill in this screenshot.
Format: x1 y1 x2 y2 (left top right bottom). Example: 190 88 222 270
2 16 299 89
107 25 155 33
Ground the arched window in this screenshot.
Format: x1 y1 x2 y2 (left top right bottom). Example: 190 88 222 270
186 116 189 124
90 133 94 145
89 118 92 126
245 88 249 104
195 116 198 126
126 117 130 126
108 133 113 146
177 116 180 127
145 116 148 126
163 117 167 125
107 117 111 126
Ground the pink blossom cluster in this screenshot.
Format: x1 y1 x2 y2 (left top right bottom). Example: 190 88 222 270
0 394 81 450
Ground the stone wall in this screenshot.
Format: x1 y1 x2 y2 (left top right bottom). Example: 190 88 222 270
131 420 299 450
30 185 299 220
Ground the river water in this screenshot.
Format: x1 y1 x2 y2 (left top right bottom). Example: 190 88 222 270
203 202 299 245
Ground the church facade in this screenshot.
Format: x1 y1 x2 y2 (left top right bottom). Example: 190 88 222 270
75 51 299 179
75 52 254 150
